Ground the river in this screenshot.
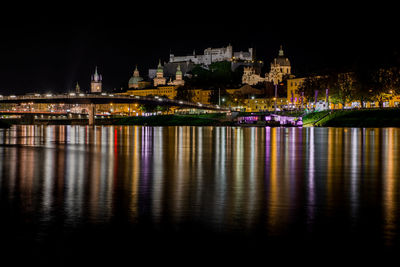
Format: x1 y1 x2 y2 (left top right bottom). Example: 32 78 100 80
0 125 399 264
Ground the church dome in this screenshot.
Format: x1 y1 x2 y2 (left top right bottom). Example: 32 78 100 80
129 66 143 86
129 76 143 85
273 45 291 66
275 56 291 66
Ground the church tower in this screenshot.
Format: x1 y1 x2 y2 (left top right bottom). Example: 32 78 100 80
153 60 166 86
169 64 184 86
175 64 182 81
75 82 80 93
91 66 102 93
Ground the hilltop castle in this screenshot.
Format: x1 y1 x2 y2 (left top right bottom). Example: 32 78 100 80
169 44 253 66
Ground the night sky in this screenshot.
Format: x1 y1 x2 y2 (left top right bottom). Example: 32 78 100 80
0 4 398 94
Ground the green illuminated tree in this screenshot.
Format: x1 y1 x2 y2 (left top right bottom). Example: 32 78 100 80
330 72 356 109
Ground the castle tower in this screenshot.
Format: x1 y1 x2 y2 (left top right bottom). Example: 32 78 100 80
91 66 102 93
226 43 233 58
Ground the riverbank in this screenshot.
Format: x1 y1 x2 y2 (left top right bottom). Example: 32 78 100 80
115 113 235 126
2 109 400 127
303 108 400 127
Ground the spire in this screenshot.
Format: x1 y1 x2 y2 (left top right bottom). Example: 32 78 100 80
75 82 80 93
93 66 100 82
157 59 164 74
279 45 284 56
134 65 139 77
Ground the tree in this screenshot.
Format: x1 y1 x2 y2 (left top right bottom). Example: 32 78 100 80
297 76 327 105
330 72 356 109
371 67 400 108
352 68 374 108
184 61 242 89
139 102 159 113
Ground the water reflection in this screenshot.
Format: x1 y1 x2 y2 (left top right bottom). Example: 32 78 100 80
0 125 400 248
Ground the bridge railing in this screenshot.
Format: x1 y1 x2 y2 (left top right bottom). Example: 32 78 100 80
0 93 229 111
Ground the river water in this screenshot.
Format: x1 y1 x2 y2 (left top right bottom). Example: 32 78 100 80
0 125 399 264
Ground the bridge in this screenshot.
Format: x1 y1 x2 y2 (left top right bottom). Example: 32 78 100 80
0 93 229 125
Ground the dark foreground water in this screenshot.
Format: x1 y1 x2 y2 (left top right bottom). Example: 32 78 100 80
0 125 400 265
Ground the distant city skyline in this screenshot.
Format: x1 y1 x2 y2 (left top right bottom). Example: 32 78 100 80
1 6 399 94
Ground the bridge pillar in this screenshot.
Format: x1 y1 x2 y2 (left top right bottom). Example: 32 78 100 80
88 104 96 126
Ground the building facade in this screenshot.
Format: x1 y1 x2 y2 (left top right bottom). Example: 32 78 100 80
169 44 253 66
153 60 167 86
287 77 305 107
167 65 185 86
243 97 288 112
242 46 292 85
119 85 179 100
242 67 268 85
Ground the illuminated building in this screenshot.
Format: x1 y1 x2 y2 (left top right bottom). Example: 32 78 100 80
191 89 212 104
128 66 144 89
91 66 102 93
243 97 288 112
269 45 291 84
242 45 292 85
75 82 81 93
242 67 267 85
287 77 305 107
118 85 179 99
169 44 253 66
153 60 167 86
167 65 185 86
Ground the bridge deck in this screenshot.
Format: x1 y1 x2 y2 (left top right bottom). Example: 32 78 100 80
0 94 228 111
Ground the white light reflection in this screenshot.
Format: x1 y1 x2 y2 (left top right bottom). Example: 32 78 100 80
152 127 164 223
349 128 359 223
307 127 315 230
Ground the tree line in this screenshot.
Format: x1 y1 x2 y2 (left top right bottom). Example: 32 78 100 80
297 67 400 108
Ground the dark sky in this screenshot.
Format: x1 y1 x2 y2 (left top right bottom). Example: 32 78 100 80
0 3 399 94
